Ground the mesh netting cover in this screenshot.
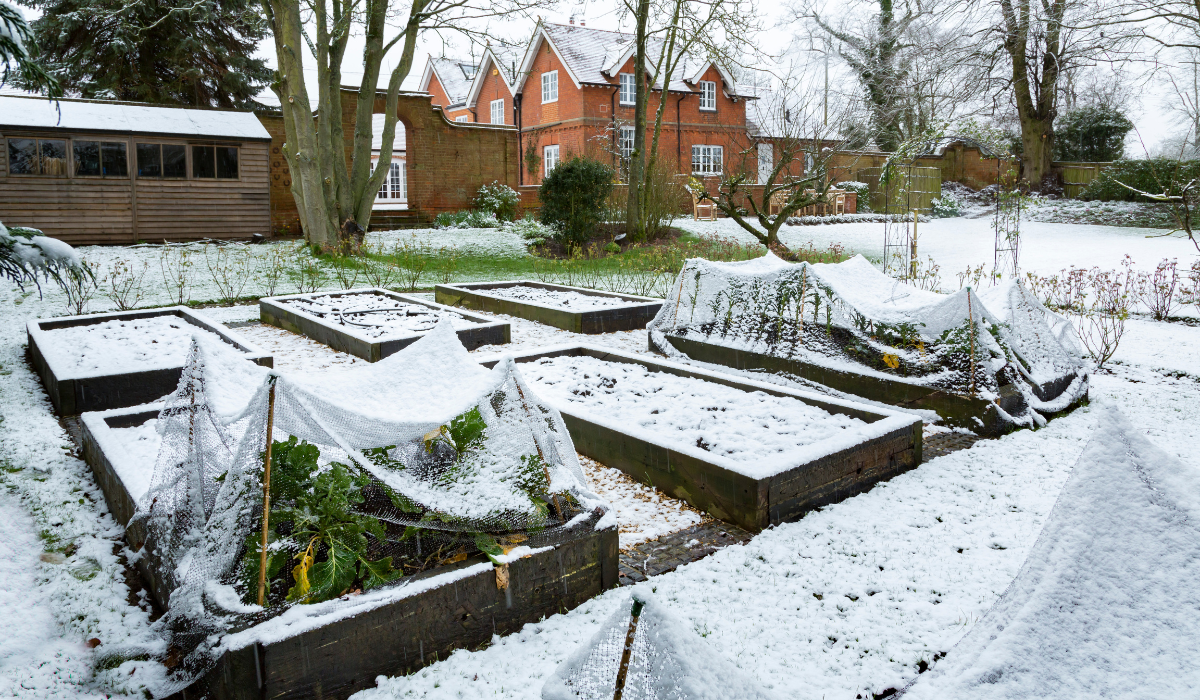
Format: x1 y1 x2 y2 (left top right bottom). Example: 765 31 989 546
648 253 1088 429
900 405 1200 698
132 319 607 692
542 592 777 700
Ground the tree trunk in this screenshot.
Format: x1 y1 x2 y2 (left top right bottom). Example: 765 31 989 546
1019 115 1054 185
625 0 650 242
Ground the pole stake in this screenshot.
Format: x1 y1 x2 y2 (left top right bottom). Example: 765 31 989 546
257 382 277 608
613 598 645 700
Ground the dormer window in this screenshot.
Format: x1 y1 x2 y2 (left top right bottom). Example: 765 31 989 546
699 80 717 111
619 73 636 105
461 63 477 79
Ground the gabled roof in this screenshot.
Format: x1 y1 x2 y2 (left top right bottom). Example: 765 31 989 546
513 22 753 98
419 56 478 108
464 45 522 109
0 95 271 140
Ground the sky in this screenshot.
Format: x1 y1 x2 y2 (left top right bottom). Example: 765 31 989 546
9 0 1188 154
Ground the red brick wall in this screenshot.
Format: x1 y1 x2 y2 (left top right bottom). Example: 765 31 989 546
475 69 513 125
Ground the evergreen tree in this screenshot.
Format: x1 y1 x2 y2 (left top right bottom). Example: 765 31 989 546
1053 105 1134 162
21 0 270 108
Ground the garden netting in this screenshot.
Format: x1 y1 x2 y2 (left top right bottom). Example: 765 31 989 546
131 318 606 694
542 592 778 700
648 253 1088 429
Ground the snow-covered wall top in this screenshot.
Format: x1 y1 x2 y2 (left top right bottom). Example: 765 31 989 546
0 96 271 141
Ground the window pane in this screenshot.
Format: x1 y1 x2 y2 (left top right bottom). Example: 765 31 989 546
74 141 100 176
192 146 215 178
216 146 238 178
8 139 36 174
136 143 162 178
40 140 67 175
102 142 128 177
162 144 187 178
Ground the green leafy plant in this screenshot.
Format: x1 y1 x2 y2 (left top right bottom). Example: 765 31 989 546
473 181 521 222
538 157 615 251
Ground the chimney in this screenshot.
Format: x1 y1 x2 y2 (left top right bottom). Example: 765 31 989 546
569 16 574 24
581 19 586 26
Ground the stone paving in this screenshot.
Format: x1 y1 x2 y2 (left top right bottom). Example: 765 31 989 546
923 430 986 460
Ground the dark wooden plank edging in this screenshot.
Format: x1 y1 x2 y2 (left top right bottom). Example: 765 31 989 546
28 307 272 416
435 280 662 334
480 345 923 531
260 287 510 361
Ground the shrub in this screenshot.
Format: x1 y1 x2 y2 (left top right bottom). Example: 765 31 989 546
506 215 556 247
473 181 521 222
837 181 871 213
538 157 614 250
434 210 502 229
930 196 961 218
1054 105 1133 163
1078 159 1200 202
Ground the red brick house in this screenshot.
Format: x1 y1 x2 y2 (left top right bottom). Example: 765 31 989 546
419 57 476 122
508 21 761 188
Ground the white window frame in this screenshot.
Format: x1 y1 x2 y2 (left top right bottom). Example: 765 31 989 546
757 142 774 184
544 144 560 175
699 80 717 111
619 73 636 105
691 144 723 175
372 156 407 202
618 126 635 161
542 70 559 104
455 115 469 122
489 98 505 125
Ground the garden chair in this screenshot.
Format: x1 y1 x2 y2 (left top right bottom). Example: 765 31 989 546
692 190 717 221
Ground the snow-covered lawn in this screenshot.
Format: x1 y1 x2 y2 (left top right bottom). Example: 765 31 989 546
1 222 1199 698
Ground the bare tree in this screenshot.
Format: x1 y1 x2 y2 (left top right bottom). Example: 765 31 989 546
262 0 546 251
692 78 847 255
623 0 762 241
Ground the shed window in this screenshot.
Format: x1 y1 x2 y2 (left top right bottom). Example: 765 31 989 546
7 138 67 176
101 142 128 177
699 80 717 111
163 145 187 178
138 143 189 178
136 144 162 178
192 145 239 179
73 141 100 176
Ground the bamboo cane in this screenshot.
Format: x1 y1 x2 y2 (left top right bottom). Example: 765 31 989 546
257 383 277 607
613 598 645 700
967 289 976 395
910 210 919 280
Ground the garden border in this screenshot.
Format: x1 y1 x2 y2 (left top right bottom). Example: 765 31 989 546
260 288 510 361
27 307 272 416
79 404 619 700
435 280 662 334
479 345 923 532
655 333 1086 436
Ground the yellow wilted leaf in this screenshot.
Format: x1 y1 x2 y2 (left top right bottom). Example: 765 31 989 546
291 542 315 599
882 353 900 369
423 426 444 443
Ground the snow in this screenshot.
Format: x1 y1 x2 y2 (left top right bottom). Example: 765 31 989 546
676 216 1200 281
0 95 271 140
1110 317 1200 377
34 313 260 378
367 228 530 258
81 410 162 503
471 283 652 311
234 322 367 372
525 354 870 467
903 404 1200 698
578 455 703 549
274 290 486 340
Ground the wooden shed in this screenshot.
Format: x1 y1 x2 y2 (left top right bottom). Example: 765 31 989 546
0 95 272 245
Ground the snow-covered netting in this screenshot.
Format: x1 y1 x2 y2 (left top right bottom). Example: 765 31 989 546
132 319 606 690
482 285 636 311
902 404 1200 698
542 592 778 700
649 253 1087 429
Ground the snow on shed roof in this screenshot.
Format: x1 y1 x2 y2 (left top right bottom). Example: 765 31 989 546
0 96 271 140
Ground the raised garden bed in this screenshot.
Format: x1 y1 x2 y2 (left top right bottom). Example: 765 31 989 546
261 288 509 361
479 346 922 532
655 334 1083 436
435 281 662 334
79 403 619 700
27 307 272 416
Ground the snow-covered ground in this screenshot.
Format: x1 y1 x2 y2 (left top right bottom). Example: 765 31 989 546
473 284 635 310
678 216 1200 281
2 221 1199 698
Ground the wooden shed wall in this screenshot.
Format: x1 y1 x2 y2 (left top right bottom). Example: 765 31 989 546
0 129 271 246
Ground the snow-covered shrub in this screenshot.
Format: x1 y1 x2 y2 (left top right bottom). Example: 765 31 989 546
506 215 555 247
1 220 92 296
434 209 502 229
837 181 870 212
472 181 521 222
930 195 961 218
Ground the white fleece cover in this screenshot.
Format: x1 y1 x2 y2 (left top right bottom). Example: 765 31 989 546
902 403 1200 699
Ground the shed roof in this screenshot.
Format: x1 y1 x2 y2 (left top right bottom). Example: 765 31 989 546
0 96 271 141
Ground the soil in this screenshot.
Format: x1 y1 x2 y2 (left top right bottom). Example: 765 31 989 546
532 223 689 259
